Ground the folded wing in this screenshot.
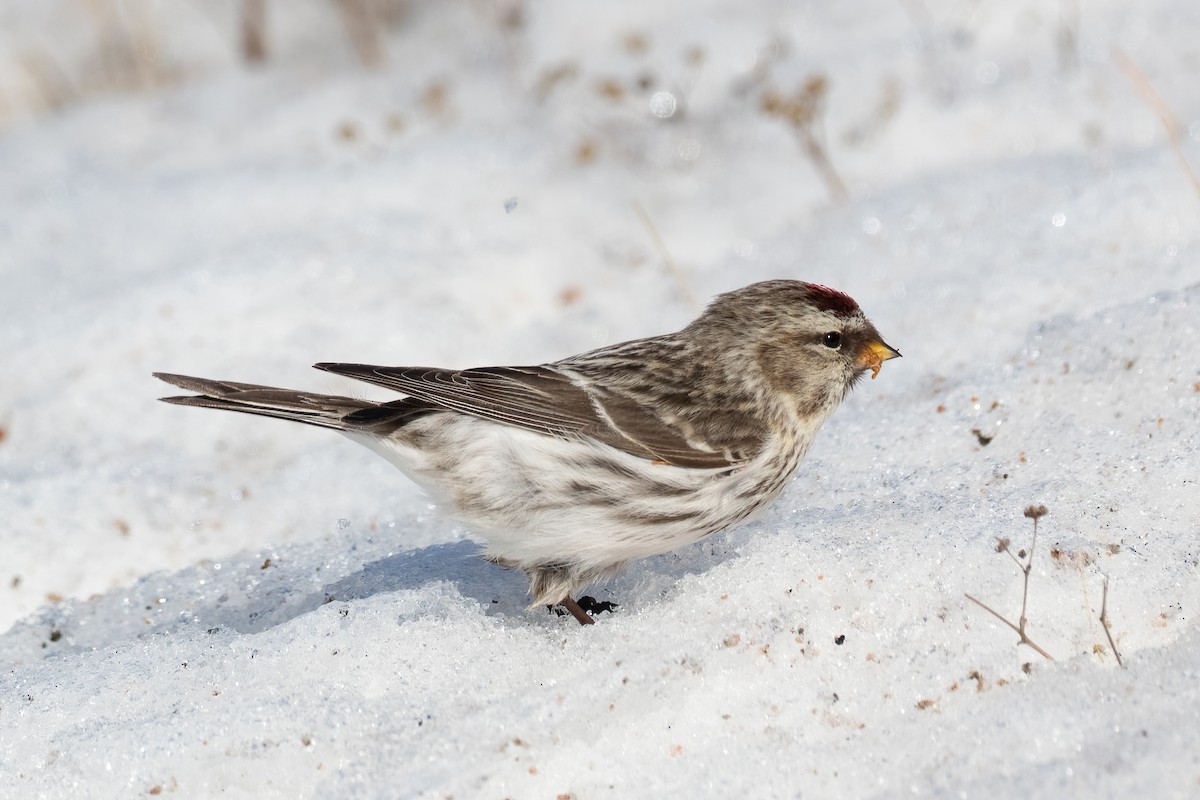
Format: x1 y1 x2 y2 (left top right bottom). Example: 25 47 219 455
314 362 761 469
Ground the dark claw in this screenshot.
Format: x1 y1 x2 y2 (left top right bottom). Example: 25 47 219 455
550 596 619 625
576 596 618 615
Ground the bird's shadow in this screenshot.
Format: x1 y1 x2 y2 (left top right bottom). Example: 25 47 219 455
2 525 753 665
317 541 531 622
308 533 748 629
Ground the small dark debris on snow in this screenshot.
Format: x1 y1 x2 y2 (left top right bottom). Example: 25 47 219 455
970 428 994 446
834 634 846 645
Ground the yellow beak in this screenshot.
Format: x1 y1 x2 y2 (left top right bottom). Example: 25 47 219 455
858 339 902 379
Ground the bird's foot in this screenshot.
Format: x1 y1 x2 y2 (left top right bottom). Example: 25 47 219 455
552 596 619 625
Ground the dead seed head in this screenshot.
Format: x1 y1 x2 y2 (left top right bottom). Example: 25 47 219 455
760 74 829 130
1023 505 1048 520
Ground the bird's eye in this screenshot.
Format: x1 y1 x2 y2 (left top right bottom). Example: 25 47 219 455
822 331 842 349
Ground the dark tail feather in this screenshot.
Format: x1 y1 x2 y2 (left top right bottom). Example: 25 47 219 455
153 372 429 431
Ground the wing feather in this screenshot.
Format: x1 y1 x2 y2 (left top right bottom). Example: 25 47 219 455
313 362 756 469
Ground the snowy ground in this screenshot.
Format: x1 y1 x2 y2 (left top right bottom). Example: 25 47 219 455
2 1 1199 797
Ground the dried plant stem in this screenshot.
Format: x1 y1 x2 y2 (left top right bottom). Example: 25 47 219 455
1020 513 1039 634
1057 0 1080 72
633 201 699 312
966 506 1055 661
18 47 75 111
800 130 849 203
335 0 384 67
1115 49 1200 201
965 594 1055 661
761 77 849 204
1099 574 1124 668
242 0 267 62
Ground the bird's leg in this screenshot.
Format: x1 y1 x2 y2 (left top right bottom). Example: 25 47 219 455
561 596 595 626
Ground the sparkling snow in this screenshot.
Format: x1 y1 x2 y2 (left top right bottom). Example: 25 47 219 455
2 1 1198 797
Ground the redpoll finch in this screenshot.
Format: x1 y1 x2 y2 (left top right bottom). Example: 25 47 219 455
156 280 899 624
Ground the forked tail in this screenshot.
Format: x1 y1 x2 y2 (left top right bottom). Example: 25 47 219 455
154 372 427 431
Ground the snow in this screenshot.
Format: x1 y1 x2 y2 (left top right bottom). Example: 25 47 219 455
2 1 1199 797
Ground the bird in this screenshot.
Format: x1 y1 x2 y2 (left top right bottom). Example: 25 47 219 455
155 279 899 625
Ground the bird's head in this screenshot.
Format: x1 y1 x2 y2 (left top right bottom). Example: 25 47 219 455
689 280 900 420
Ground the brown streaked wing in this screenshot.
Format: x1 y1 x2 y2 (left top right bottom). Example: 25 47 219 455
582 385 764 468
315 364 592 434
313 362 751 468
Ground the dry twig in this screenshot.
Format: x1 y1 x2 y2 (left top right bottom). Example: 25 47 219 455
1115 49 1200 201
761 76 849 203
965 505 1055 661
633 202 699 312
241 0 386 67
242 0 267 62
1099 574 1124 668
335 0 384 67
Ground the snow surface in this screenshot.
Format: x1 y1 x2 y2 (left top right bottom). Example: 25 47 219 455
2 1 1199 797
